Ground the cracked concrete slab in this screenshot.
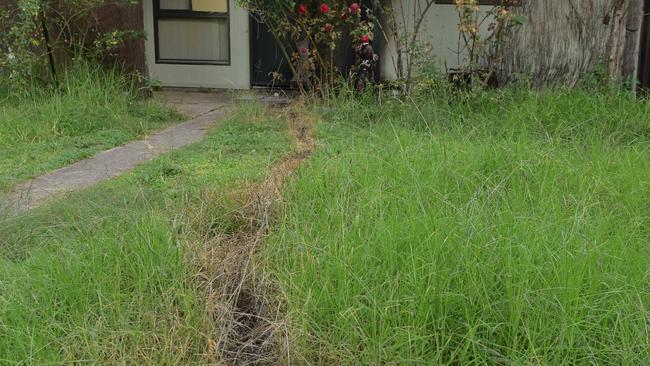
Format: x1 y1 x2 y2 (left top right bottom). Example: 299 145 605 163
158 89 232 118
1 93 229 215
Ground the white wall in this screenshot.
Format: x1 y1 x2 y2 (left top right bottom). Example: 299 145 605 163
143 0 251 89
381 1 492 80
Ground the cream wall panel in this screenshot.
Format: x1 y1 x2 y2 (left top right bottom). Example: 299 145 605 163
192 0 228 12
381 1 492 80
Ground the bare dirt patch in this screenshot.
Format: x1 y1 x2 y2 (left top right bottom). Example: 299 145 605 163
191 104 315 365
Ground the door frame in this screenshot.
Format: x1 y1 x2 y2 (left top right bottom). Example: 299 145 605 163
248 13 292 88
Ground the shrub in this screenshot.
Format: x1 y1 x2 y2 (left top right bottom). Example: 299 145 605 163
0 0 142 90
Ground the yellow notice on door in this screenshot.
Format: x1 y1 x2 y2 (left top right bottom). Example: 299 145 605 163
191 0 227 12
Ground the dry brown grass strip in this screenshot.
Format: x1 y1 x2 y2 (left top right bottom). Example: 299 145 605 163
189 103 315 365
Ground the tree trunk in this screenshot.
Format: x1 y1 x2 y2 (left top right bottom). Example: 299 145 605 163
639 0 650 90
607 0 627 82
621 0 644 85
607 0 645 86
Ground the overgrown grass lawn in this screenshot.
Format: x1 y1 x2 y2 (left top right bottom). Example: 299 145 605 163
0 64 179 192
268 89 650 364
0 105 290 364
2 85 649 365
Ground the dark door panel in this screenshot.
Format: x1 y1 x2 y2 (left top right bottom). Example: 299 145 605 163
249 15 292 87
248 1 381 88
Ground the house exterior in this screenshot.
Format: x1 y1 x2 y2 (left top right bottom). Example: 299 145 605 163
139 0 503 88
136 0 650 90
4 0 645 90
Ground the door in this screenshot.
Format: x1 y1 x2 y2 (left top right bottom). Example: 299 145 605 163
248 0 380 87
143 0 250 89
249 15 292 87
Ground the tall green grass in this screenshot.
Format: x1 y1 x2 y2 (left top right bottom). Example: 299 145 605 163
0 104 291 364
0 211 205 364
267 88 650 364
0 62 178 192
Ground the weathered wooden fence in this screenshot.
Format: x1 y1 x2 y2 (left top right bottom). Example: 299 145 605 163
0 0 145 74
93 2 146 73
504 0 644 87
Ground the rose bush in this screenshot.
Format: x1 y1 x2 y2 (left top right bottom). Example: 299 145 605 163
238 0 376 95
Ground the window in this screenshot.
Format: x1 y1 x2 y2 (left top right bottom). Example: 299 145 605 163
154 0 230 65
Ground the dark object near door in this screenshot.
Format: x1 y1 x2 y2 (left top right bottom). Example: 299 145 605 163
249 14 292 87
355 41 379 91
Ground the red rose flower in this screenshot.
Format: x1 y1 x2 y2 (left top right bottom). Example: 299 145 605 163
341 11 349 20
320 3 330 14
349 3 360 14
324 23 334 32
360 34 370 43
297 3 308 15
299 47 309 56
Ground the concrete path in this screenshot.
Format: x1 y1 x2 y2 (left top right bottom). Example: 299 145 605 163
1 91 230 214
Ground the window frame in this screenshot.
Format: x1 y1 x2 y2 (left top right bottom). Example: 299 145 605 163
153 0 231 66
